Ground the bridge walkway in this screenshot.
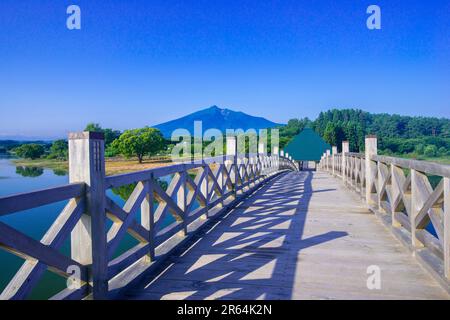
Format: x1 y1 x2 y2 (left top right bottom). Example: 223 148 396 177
124 171 449 300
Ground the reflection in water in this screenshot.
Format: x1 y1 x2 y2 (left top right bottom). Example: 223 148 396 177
112 183 137 201
15 166 44 178
52 169 68 176
111 179 169 201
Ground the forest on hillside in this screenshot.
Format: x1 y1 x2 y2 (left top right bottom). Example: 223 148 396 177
279 109 450 160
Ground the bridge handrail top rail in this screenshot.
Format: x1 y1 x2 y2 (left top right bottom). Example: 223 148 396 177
105 154 290 189
0 153 294 215
370 154 450 177
344 152 365 158
0 182 85 217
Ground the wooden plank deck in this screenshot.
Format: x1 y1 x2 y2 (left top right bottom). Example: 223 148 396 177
124 171 449 300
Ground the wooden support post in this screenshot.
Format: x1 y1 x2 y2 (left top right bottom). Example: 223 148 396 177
141 178 155 261
272 145 279 171
201 164 210 218
321 153 326 170
391 165 402 228
377 162 385 213
365 135 377 206
326 149 331 172
332 146 337 176
68 131 108 300
226 136 237 199
410 169 424 250
342 141 349 183
258 140 266 155
444 177 450 280
258 138 266 176
177 171 187 235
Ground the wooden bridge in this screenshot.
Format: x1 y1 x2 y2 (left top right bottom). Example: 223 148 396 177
0 133 449 300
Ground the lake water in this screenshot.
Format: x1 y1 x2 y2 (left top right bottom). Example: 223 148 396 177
0 154 175 299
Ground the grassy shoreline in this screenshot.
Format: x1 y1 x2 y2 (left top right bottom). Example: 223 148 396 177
381 153 450 165
12 157 173 176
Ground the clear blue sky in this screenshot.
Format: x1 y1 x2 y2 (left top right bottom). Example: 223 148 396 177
0 0 449 139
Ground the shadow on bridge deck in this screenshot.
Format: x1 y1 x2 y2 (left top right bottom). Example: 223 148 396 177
124 171 449 300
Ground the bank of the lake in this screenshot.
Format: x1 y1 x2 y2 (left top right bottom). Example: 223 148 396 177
13 156 173 176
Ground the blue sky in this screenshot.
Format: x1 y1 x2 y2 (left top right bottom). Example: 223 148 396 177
0 0 449 139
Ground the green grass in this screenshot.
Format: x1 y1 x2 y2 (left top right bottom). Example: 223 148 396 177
398 154 450 165
12 158 68 171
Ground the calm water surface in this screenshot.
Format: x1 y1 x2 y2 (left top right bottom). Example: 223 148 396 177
0 154 174 299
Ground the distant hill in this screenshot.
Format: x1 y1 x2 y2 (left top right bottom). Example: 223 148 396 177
153 105 283 137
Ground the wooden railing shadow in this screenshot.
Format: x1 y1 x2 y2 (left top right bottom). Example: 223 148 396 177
0 132 298 300
125 171 347 300
319 136 450 294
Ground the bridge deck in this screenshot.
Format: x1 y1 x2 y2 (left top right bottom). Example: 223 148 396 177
124 171 449 300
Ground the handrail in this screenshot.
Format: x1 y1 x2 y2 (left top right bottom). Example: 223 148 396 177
0 133 298 300
319 137 450 292
0 183 85 216
372 155 450 178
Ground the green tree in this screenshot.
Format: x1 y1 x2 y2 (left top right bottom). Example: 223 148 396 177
85 123 121 146
323 123 337 146
84 123 102 132
423 145 438 157
112 127 165 163
323 122 345 149
414 144 425 155
13 144 45 159
48 139 68 160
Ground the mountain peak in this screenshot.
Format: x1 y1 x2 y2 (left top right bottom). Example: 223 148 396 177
154 106 283 137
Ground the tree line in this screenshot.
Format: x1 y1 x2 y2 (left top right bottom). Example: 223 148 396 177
279 109 450 158
9 123 168 163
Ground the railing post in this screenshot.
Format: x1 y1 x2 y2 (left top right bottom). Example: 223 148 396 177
342 141 349 184
332 146 337 176
226 136 237 199
365 135 377 206
273 145 279 171
258 138 266 175
322 153 325 170
390 165 402 228
68 131 108 300
201 164 210 218
410 169 424 250
444 177 450 280
141 177 155 261
326 149 331 172
177 170 187 235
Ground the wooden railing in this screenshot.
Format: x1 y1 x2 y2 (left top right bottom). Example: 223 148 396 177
0 132 297 300
319 137 450 292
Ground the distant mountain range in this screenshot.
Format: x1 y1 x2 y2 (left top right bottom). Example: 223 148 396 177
153 106 282 137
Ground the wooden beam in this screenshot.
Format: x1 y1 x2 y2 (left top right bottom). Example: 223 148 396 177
0 183 84 216
444 177 450 279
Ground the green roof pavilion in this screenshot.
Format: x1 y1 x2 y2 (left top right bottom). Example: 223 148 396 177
284 128 331 162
